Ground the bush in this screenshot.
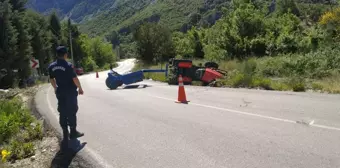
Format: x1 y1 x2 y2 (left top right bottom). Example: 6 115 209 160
269 81 291 91
252 76 272 90
257 47 340 79
225 71 250 88
312 73 340 94
0 97 43 163
7 140 35 161
311 82 323 91
287 77 306 92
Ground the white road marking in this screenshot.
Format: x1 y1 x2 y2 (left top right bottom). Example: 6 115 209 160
147 94 340 132
46 87 114 168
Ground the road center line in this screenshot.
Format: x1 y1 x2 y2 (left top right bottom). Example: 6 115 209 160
147 94 340 132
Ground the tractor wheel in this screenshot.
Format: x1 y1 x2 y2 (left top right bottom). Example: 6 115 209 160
105 77 119 90
167 76 178 85
205 62 219 69
202 82 209 86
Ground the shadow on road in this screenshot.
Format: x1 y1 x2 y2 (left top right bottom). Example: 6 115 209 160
50 139 87 168
106 84 150 91
123 84 149 89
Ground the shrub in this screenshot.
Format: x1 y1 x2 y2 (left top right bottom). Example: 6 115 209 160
252 76 272 90
0 97 43 163
286 77 306 92
269 81 291 91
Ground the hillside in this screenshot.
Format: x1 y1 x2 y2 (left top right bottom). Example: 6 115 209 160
80 0 231 36
28 0 230 36
26 0 118 22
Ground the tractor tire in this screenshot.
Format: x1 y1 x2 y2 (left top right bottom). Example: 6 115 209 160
106 77 119 90
205 62 219 69
167 76 178 85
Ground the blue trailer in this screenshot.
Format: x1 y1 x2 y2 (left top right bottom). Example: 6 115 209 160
105 65 168 90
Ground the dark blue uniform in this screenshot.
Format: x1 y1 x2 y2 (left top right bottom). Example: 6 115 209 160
48 59 78 130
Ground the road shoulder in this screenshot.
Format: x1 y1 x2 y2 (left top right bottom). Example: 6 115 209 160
33 84 103 168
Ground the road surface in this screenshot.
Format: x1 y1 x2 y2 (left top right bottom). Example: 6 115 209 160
35 58 340 168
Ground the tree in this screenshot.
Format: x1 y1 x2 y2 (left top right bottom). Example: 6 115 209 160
172 32 194 58
26 10 53 75
49 11 61 57
105 30 120 49
319 7 340 40
133 22 175 64
189 12 202 26
0 0 19 87
12 10 32 79
189 28 205 58
276 0 300 16
8 0 27 12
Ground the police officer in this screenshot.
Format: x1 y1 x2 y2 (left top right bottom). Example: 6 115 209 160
48 46 84 146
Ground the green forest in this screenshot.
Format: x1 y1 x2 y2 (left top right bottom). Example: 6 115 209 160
0 0 117 89
127 0 340 93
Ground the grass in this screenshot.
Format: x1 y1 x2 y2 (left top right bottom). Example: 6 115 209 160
311 74 340 94
0 96 43 163
133 61 168 82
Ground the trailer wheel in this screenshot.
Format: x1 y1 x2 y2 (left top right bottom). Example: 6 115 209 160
106 77 119 90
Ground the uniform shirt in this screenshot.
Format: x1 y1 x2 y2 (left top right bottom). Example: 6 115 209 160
48 59 77 92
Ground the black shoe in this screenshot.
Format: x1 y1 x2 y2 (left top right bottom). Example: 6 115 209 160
70 130 84 139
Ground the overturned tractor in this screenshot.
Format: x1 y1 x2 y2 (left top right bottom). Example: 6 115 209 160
105 59 227 90
166 59 227 86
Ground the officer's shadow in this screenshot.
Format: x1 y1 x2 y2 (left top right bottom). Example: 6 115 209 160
50 139 87 168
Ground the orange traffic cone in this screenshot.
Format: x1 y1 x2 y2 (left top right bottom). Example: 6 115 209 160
175 75 189 104
96 71 99 78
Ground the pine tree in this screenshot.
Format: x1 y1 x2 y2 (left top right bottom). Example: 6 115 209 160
8 0 27 12
0 0 19 87
26 10 52 75
12 10 32 79
49 11 61 57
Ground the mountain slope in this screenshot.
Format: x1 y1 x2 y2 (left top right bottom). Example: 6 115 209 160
80 0 229 36
28 0 230 36
27 0 118 22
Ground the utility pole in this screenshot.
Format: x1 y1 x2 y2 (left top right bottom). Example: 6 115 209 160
68 19 74 65
69 30 74 65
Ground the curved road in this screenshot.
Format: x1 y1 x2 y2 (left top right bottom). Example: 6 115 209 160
36 59 340 168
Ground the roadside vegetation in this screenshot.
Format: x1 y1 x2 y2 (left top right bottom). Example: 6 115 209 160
0 90 43 164
0 0 118 166
131 0 340 94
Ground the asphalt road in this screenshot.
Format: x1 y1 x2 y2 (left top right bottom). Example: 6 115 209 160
36 58 340 168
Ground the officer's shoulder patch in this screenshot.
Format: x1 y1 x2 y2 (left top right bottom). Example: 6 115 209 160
48 62 57 68
67 62 74 68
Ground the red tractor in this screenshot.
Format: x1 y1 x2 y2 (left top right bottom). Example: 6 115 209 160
166 58 227 86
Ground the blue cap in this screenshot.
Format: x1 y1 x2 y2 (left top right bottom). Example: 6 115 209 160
56 46 68 55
